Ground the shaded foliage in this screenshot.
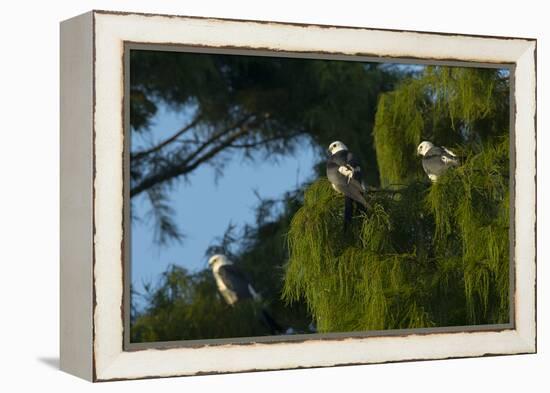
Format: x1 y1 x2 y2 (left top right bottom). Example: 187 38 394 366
131 192 313 342
131 266 269 341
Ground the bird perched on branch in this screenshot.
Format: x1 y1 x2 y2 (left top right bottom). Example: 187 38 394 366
326 141 368 230
208 254 282 334
417 141 460 182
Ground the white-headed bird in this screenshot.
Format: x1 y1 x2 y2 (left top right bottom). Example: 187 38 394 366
326 141 368 229
417 141 460 182
208 254 260 306
208 254 282 334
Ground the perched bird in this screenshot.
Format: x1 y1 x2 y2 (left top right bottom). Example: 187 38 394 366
208 254 282 334
208 254 259 305
326 141 368 229
417 141 460 182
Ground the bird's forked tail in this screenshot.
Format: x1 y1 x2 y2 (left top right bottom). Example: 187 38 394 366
260 308 283 335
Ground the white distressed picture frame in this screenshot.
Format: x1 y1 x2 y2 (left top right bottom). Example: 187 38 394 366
60 10 536 382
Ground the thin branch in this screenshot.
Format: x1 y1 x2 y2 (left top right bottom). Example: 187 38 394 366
176 128 252 175
132 113 202 161
178 113 255 167
130 114 302 198
131 125 253 197
227 132 302 149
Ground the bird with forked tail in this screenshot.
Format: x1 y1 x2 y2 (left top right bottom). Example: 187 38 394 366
326 141 368 230
208 254 283 335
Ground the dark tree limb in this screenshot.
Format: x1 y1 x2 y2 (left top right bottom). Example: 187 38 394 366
227 132 302 149
131 122 255 197
177 113 256 168
131 113 203 161
130 113 303 198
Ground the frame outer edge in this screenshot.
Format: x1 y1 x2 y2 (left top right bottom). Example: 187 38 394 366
91 11 538 380
514 41 537 352
59 11 95 382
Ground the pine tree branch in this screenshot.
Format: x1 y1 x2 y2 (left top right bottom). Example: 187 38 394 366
130 114 260 197
227 132 302 149
131 113 203 161
177 113 255 168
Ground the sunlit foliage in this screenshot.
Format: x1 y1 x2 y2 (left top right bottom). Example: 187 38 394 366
284 67 510 332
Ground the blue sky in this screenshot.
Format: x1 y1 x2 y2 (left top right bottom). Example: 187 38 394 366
131 104 318 308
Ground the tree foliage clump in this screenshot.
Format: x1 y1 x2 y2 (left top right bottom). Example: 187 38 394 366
283 179 433 332
373 66 509 186
283 66 510 332
131 266 269 342
426 138 510 323
283 147 509 331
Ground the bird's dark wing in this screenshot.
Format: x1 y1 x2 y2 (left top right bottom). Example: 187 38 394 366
440 147 460 166
441 146 457 157
327 150 364 183
217 265 255 300
327 150 347 166
326 154 347 185
346 151 360 168
345 151 363 182
425 146 458 163
424 146 443 158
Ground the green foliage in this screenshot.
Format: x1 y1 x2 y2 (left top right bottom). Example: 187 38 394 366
373 67 509 186
283 179 435 332
284 147 509 332
284 66 510 332
426 139 510 323
131 266 271 342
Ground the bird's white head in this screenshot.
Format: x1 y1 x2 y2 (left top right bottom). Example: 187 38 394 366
417 141 434 156
327 141 348 155
208 254 232 269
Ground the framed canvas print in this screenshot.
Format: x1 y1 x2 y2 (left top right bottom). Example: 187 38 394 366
60 10 537 382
